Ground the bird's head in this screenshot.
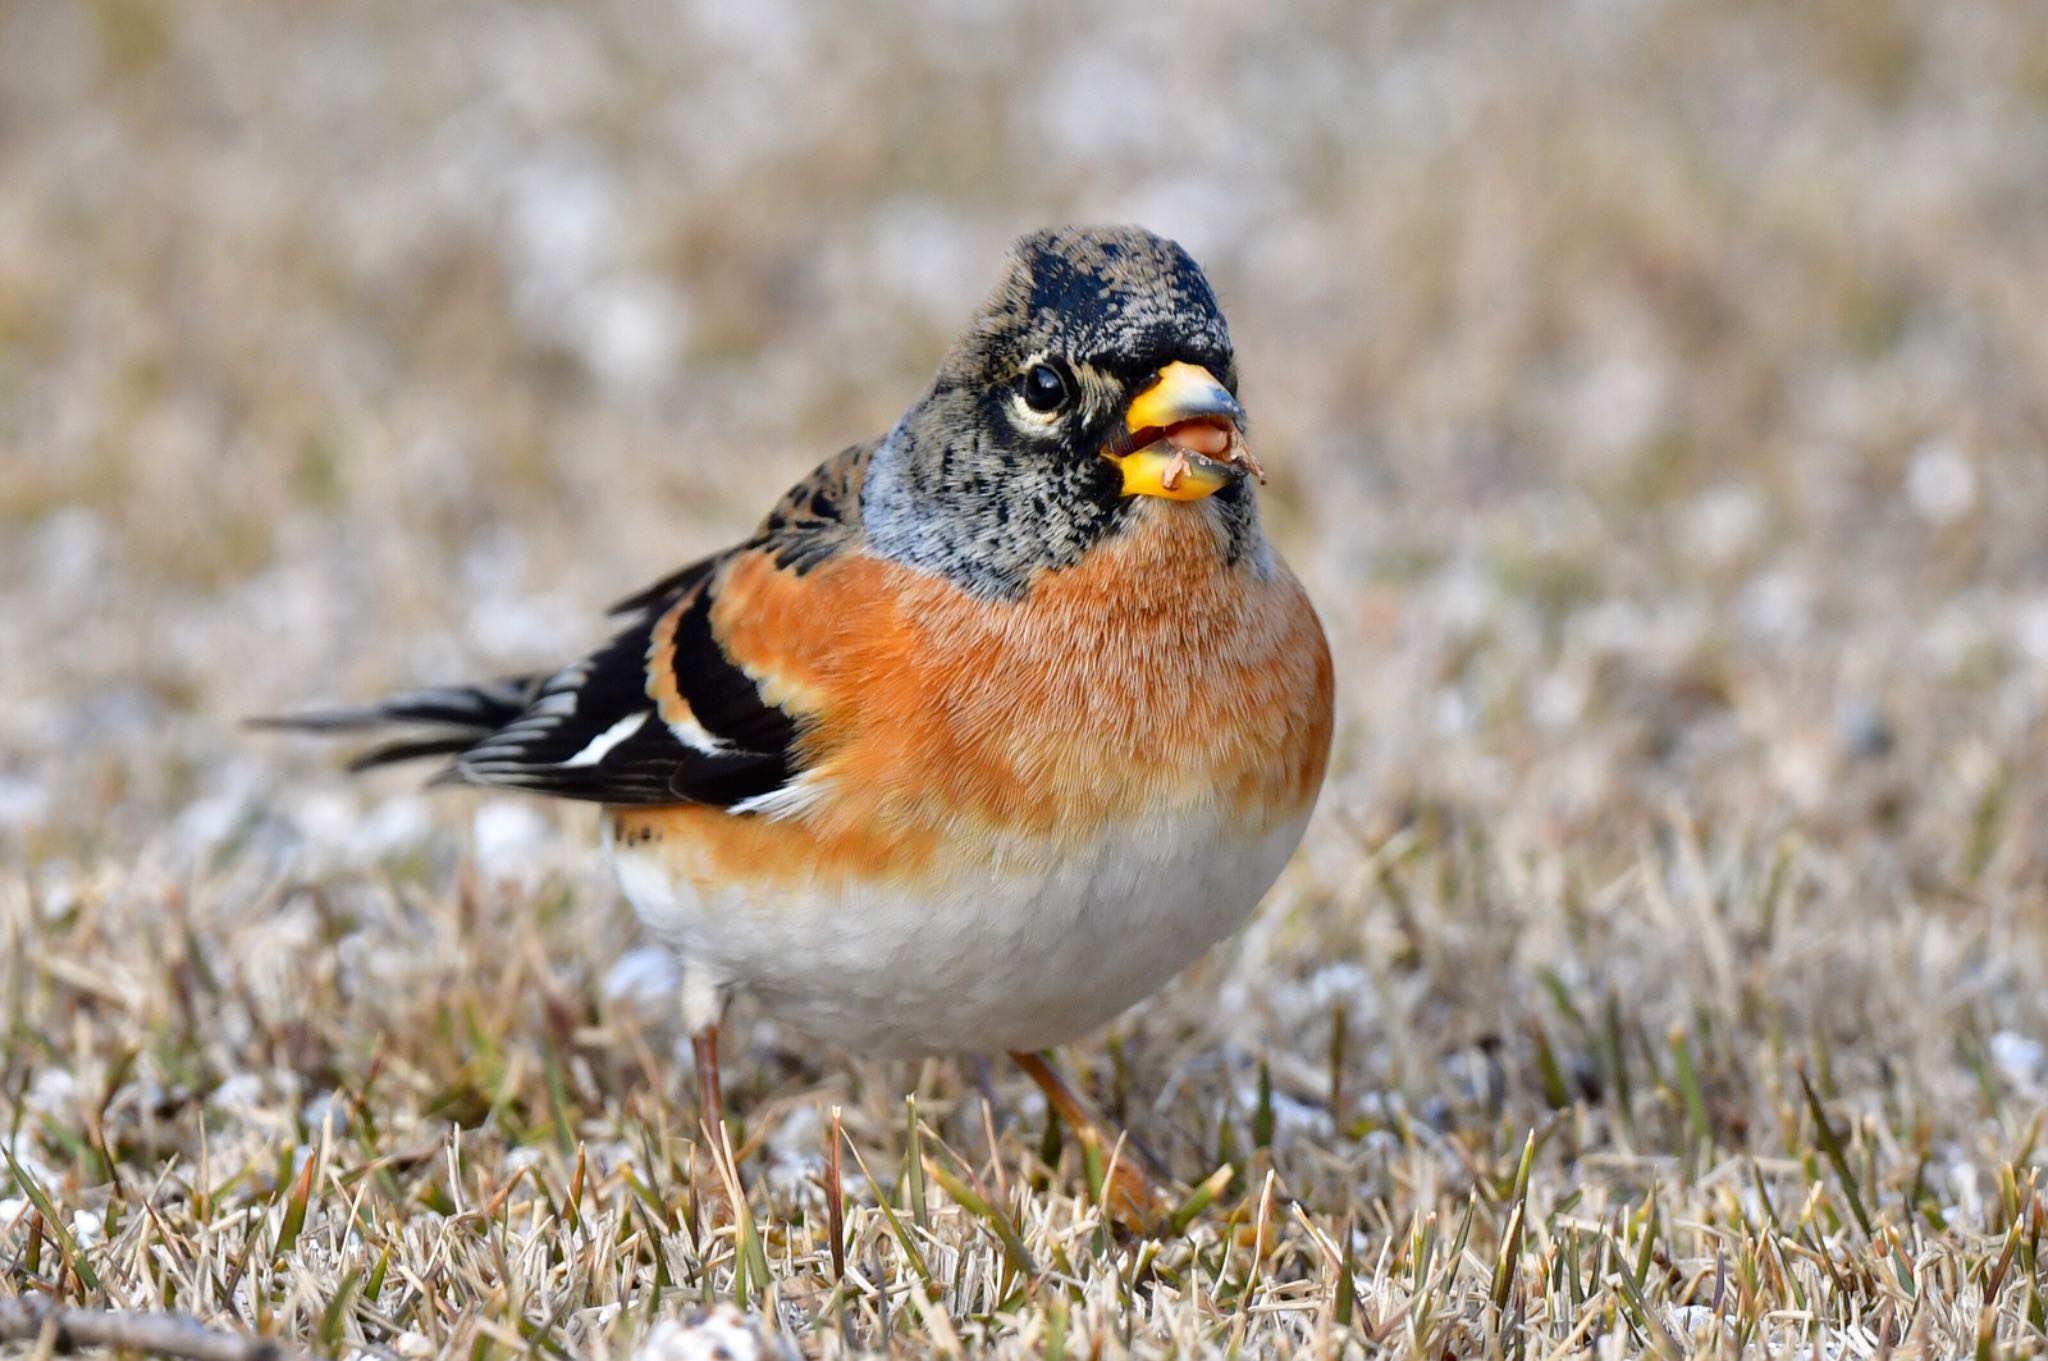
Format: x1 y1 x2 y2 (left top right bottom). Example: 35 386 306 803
864 225 1267 597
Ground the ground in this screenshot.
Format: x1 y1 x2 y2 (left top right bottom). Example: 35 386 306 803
3 2 2047 1357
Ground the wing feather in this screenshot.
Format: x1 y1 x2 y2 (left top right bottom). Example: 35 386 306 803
447 573 796 805
263 442 871 811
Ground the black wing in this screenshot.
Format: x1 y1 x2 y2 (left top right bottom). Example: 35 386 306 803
446 570 797 806
260 444 872 809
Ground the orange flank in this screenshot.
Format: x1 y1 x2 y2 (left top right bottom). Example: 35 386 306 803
613 499 1334 892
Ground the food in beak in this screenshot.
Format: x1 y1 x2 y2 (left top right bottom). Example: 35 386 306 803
1165 419 1231 459
1109 362 1265 499
1161 418 1263 482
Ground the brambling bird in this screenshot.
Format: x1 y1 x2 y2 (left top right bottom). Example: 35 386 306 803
267 225 1334 1182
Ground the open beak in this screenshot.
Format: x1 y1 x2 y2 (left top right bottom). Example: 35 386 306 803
1106 362 1261 500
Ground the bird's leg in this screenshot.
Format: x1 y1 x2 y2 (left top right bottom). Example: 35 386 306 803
681 967 737 1231
970 1054 1008 1129
1011 1050 1091 1132
1011 1050 1170 1232
681 964 730 1141
691 1023 723 1140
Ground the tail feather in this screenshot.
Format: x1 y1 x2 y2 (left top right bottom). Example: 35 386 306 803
345 735 486 773
251 676 542 772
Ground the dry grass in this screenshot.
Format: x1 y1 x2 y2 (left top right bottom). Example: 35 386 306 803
5 1 2048 1356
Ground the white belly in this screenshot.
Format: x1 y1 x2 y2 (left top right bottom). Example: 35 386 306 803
607 809 1309 1056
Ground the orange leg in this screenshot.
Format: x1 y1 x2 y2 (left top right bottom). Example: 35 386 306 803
1011 1050 1091 1132
688 1022 741 1233
692 1023 724 1141
1011 1050 1171 1231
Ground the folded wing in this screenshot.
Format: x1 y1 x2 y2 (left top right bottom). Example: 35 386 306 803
261 443 875 809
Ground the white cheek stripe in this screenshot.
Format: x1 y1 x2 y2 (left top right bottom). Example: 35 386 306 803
561 710 649 767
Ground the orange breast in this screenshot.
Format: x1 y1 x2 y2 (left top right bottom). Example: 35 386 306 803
613 502 1334 889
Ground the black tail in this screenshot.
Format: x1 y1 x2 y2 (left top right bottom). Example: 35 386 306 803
250 676 542 773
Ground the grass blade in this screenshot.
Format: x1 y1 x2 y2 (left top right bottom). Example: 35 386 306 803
1798 1062 1874 1237
3 1143 99 1291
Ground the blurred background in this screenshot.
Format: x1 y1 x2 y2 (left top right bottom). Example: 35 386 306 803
8 11 2048 1353
4 0 2046 949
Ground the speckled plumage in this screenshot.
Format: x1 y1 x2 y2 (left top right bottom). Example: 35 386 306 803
865 225 1258 598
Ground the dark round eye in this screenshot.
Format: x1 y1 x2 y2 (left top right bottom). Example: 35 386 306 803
1020 363 1069 413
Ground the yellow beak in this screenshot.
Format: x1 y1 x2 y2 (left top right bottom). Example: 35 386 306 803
1107 362 1250 501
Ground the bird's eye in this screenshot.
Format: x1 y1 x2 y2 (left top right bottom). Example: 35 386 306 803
1019 363 1070 413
